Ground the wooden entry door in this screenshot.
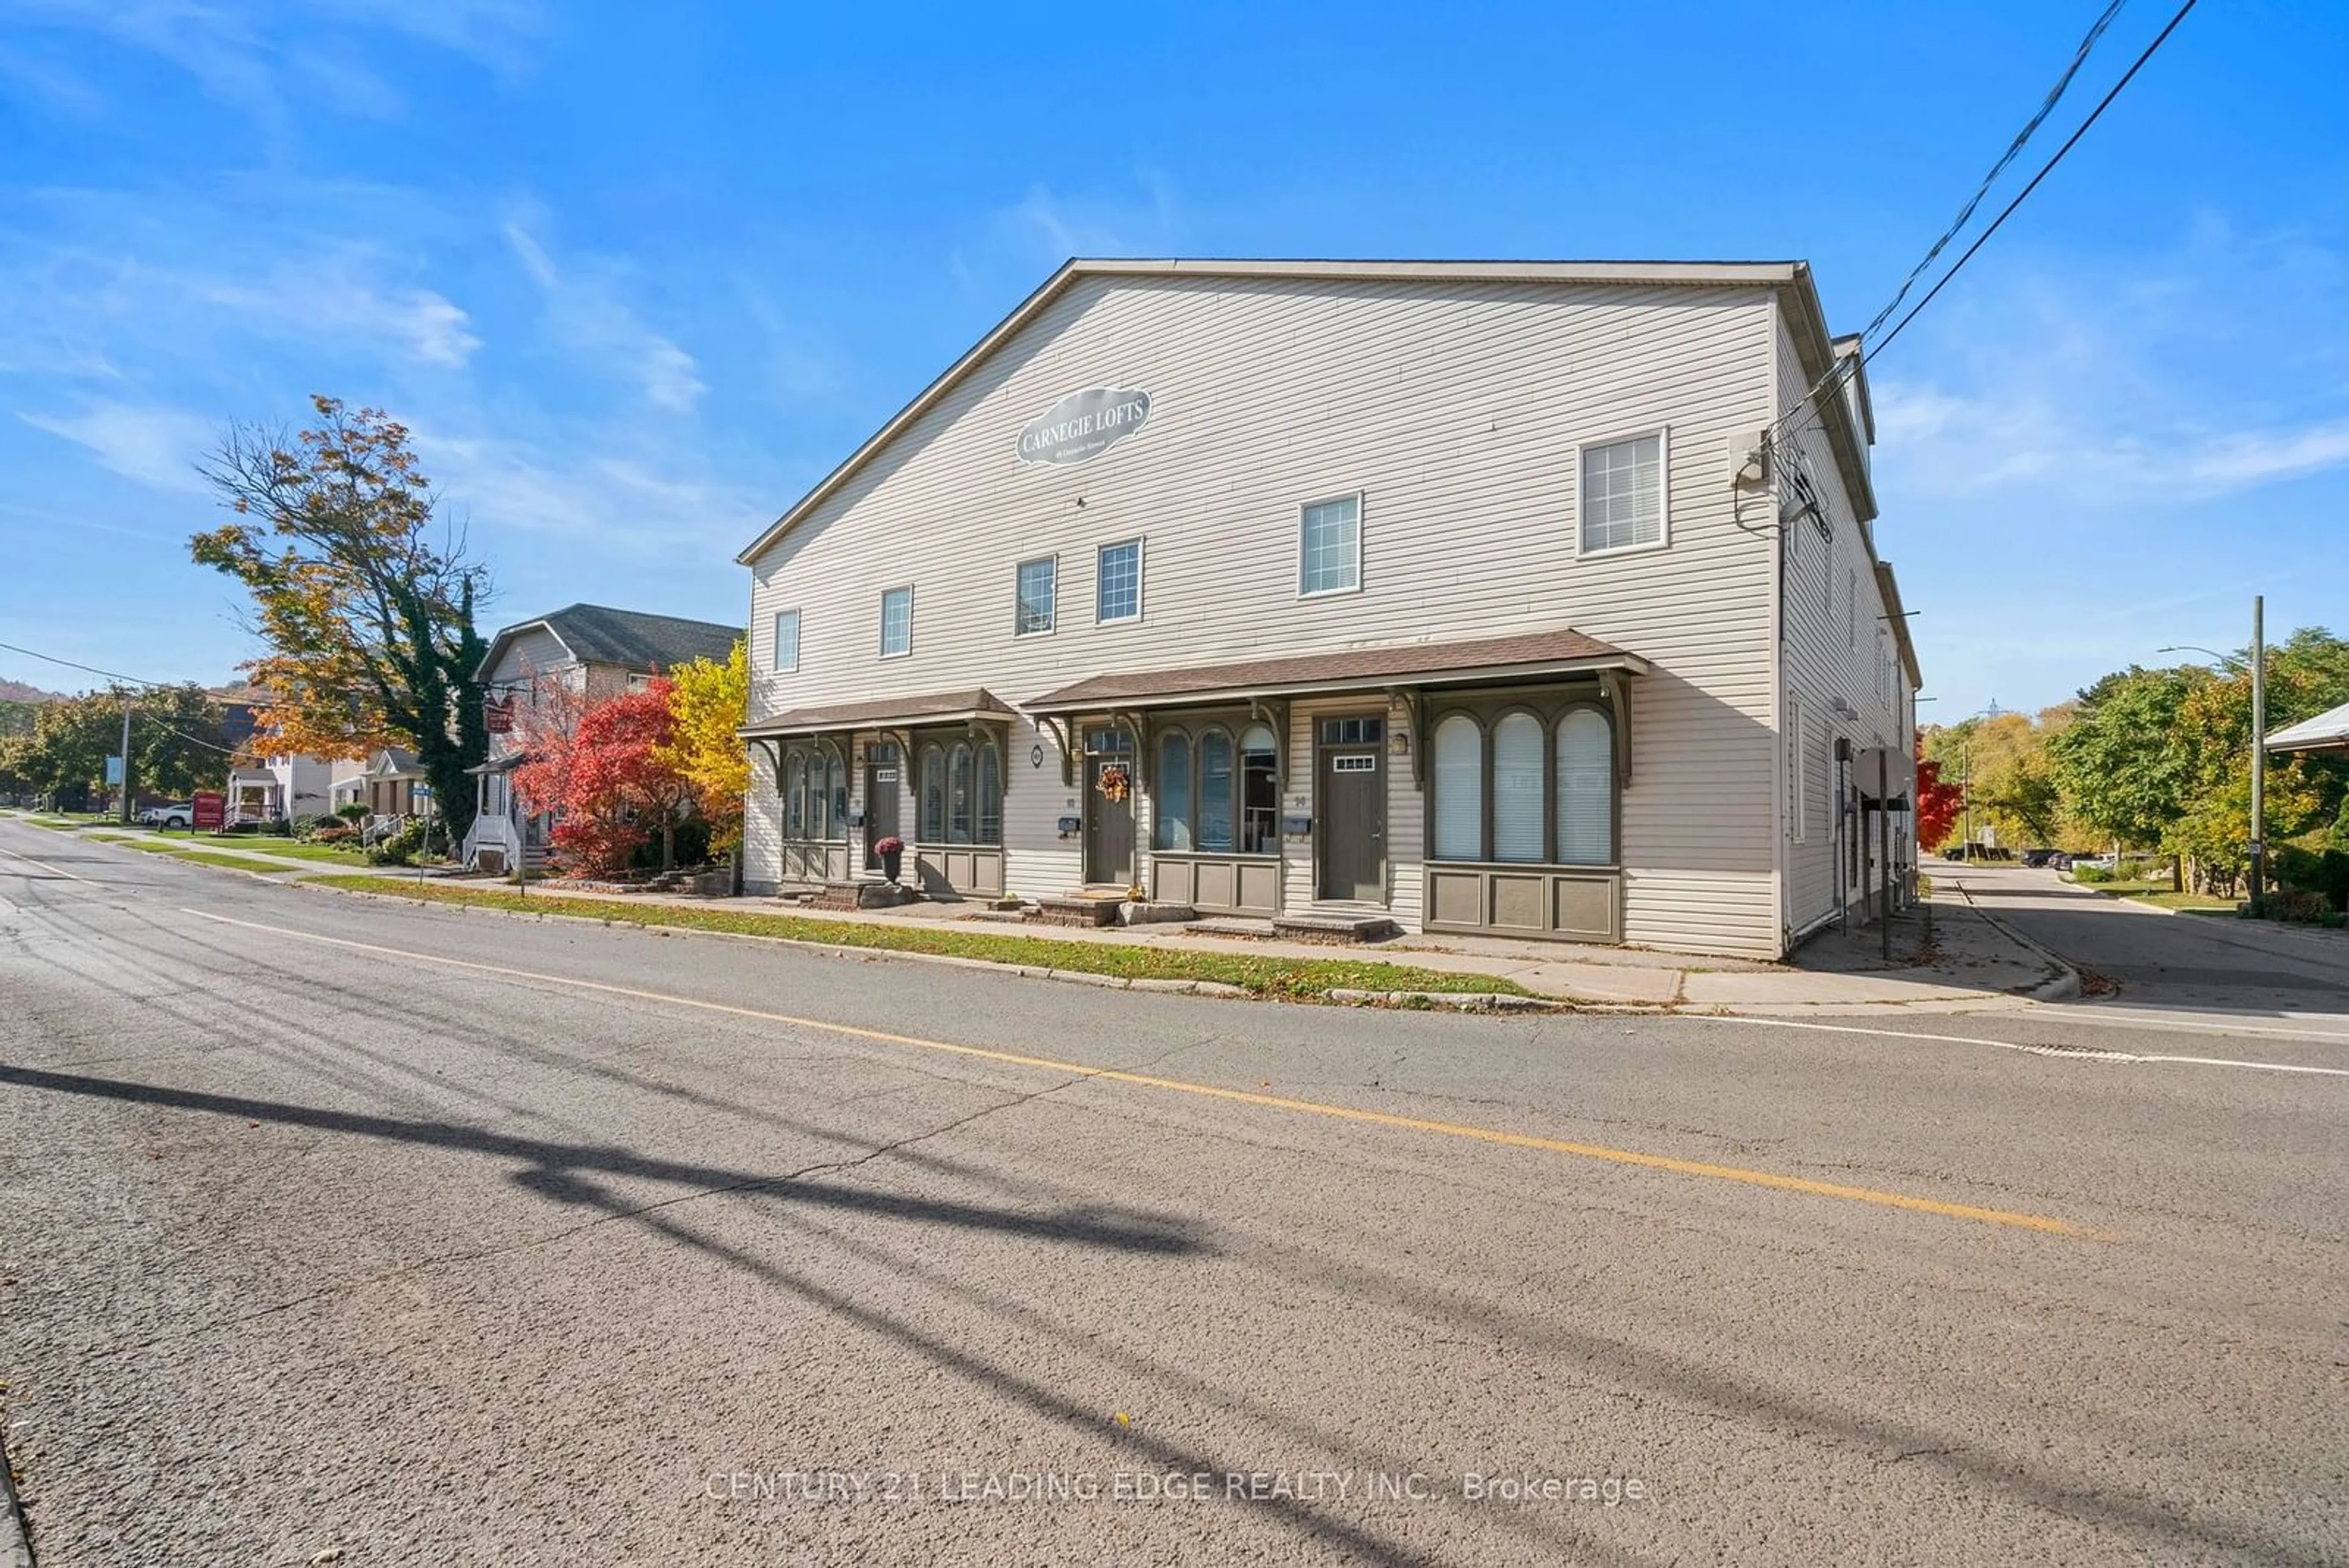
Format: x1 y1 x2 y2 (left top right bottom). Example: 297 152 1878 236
1318 745 1386 902
862 750 901 870
1085 752 1135 887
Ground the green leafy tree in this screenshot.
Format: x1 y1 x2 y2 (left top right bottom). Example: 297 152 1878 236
1 686 229 806
191 396 491 844
2047 667 2208 850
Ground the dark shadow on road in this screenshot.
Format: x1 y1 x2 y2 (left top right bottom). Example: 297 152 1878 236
0 1063 1201 1260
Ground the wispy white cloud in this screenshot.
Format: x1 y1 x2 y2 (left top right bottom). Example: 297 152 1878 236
196 261 482 367
17 398 218 492
411 425 765 554
0 39 104 117
1872 219 2349 507
503 218 706 414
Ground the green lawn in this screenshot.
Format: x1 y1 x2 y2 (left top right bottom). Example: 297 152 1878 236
161 849 303 874
305 876 1535 1003
2097 879 2239 913
180 834 367 863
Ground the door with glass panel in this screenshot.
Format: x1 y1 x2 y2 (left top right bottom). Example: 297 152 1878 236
1315 716 1386 902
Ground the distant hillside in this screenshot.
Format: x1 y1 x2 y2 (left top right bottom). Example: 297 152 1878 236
0 679 61 704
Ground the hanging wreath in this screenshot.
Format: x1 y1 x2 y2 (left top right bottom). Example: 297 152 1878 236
1096 762 1131 803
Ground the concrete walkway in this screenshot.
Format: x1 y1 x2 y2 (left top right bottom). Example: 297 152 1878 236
376 869 2068 1014
15 816 2074 1013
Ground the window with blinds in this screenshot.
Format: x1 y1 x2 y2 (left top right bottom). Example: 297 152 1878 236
1492 712 1545 863
1433 715 1483 861
1555 710 1612 865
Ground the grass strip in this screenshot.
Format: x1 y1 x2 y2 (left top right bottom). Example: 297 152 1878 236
160 849 302 873
306 875 1531 1001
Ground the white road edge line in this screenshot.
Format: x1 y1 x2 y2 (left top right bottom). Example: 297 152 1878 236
1684 1013 2349 1078
0 839 95 883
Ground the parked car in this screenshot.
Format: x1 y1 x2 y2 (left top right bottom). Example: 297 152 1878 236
2021 849 2057 868
139 801 195 830
2069 854 2117 874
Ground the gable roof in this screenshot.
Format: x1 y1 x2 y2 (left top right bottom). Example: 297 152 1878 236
477 604 740 682
737 256 1879 565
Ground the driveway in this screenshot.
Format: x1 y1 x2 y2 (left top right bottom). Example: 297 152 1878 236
1934 861 2349 1033
4 822 2345 1566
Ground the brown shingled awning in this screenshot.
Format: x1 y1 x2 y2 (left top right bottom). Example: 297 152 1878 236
1025 628 1646 714
738 688 1018 739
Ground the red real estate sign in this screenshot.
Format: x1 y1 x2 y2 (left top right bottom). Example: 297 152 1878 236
192 792 226 831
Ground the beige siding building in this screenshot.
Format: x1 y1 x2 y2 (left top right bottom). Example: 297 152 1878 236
737 259 1920 957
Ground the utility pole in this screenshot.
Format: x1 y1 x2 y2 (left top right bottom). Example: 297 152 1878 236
2250 594 2267 918
118 693 133 825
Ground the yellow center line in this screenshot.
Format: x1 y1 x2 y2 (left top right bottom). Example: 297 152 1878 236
180 906 2097 1238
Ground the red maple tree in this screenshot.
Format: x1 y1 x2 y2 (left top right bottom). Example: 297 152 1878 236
1915 730 1963 850
513 680 695 877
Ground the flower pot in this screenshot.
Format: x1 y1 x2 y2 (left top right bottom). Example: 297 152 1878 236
879 847 904 883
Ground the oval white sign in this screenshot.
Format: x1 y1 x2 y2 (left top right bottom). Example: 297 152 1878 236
1016 387 1152 467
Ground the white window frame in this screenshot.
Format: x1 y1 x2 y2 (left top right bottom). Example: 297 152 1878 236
1096 537 1145 625
1296 492 1364 599
1014 555 1057 638
878 585 913 660
771 608 801 673
1575 428 1671 558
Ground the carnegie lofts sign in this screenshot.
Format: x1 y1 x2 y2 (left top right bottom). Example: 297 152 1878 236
1016 387 1152 467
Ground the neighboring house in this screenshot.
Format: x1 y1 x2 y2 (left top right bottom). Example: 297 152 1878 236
736 258 1919 959
462 603 741 872
225 750 335 823
351 748 431 820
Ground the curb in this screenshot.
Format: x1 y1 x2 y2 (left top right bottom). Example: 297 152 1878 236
0 1419 32 1568
292 883 1316 1006
1327 988 1565 1012
1941 886 2082 1002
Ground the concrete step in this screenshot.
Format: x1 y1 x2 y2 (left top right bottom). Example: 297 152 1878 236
1271 912 1401 945
1029 896 1121 928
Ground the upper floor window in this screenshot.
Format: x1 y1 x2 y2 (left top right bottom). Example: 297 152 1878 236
772 609 801 672
1298 494 1361 596
1581 432 1666 554
1015 557 1057 636
1097 538 1143 623
879 586 913 658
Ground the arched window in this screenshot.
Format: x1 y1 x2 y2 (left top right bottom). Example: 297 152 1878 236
978 742 1003 846
1239 724 1278 854
1197 728 1234 852
948 742 974 844
826 752 847 839
786 752 806 838
919 746 944 842
1433 714 1483 861
1492 712 1545 863
1155 730 1193 850
1556 708 1614 865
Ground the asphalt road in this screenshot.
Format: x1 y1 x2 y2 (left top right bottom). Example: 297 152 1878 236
2 821 2344 1567
1936 861 2349 1033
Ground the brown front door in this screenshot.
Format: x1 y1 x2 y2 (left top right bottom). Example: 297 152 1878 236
1318 744 1386 902
1084 749 1135 886
863 751 901 869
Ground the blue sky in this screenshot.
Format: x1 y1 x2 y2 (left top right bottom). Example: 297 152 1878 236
3 0 2343 717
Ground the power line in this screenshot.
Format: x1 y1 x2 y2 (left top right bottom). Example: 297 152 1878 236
1864 0 2199 365
1771 0 2197 446
1857 0 2127 347
0 640 176 691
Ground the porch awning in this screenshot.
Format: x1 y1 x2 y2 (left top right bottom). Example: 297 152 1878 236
739 688 1018 740
1023 627 1648 715
2266 699 2349 754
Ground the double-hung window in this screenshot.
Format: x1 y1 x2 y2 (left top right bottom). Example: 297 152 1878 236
1579 433 1666 554
1096 539 1142 623
1298 495 1360 596
879 586 913 658
1015 557 1056 636
771 608 801 672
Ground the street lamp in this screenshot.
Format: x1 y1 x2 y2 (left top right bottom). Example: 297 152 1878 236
2159 593 2267 916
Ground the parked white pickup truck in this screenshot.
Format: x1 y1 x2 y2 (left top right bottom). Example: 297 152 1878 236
138 802 195 830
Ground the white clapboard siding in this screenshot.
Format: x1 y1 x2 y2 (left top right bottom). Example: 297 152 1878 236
1773 316 1910 938
745 273 1800 953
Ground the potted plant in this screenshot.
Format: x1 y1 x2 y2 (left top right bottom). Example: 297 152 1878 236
873 834 905 884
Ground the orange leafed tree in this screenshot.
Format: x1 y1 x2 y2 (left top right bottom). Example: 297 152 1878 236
191 396 491 841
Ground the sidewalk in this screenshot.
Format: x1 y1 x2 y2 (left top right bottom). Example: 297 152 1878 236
352 871 2066 1015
